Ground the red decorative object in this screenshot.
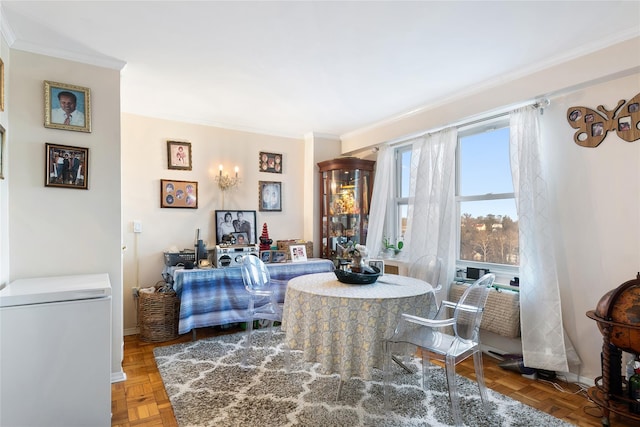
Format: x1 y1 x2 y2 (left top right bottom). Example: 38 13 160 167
259 223 272 251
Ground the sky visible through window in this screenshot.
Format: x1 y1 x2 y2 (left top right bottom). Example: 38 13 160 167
460 127 517 220
400 127 517 220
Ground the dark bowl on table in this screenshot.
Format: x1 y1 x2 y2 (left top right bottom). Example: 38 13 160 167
334 266 381 285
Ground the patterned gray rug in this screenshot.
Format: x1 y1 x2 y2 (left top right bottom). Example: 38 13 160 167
154 328 574 427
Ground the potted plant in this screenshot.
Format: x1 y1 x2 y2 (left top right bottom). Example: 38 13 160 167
383 237 403 258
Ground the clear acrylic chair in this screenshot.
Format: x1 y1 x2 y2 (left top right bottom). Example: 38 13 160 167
408 254 443 316
240 255 285 366
383 273 496 426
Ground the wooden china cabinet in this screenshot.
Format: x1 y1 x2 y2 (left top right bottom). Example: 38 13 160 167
318 157 375 265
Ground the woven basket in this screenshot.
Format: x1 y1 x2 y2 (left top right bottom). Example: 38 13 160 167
138 290 180 342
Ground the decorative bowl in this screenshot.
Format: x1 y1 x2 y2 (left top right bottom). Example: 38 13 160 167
334 266 381 285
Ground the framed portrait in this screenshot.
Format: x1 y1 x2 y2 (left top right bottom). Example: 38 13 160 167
167 140 192 170
160 179 198 208
259 181 282 212
290 245 307 262
45 143 89 189
0 124 5 179
271 250 287 263
258 151 282 173
260 251 272 263
368 259 384 275
215 210 257 245
44 81 91 133
0 58 4 112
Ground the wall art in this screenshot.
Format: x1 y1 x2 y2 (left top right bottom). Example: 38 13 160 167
258 151 282 173
259 181 281 212
161 179 197 209
567 92 640 147
167 140 192 170
44 81 91 133
45 143 89 189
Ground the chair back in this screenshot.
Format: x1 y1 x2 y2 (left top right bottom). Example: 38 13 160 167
453 273 495 342
408 255 443 288
240 255 271 293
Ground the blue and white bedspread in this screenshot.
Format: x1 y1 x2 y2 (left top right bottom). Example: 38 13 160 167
170 259 335 334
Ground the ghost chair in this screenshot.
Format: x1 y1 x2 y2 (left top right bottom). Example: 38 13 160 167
383 273 496 427
408 254 444 310
240 255 287 366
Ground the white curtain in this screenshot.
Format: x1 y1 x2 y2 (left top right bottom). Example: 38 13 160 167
403 128 458 288
510 107 580 372
365 145 394 259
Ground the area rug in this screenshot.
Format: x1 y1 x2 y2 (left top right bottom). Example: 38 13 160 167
154 328 574 427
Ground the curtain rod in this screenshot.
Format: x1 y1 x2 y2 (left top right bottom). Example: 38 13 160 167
386 98 549 148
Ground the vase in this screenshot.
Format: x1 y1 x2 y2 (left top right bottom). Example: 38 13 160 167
351 255 363 272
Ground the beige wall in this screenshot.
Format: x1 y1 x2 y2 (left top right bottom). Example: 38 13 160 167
121 114 308 333
543 73 640 382
0 34 9 287
8 50 124 381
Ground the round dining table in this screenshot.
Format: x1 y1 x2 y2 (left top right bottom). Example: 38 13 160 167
282 271 436 380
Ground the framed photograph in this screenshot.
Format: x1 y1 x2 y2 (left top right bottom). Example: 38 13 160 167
368 259 384 275
271 250 287 263
45 143 88 189
0 124 5 179
259 151 282 173
160 179 198 208
260 251 272 263
290 244 307 262
44 81 91 133
215 210 257 245
259 181 282 212
167 140 192 170
0 58 4 112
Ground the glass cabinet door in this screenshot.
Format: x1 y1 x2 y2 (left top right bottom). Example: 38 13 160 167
318 158 375 264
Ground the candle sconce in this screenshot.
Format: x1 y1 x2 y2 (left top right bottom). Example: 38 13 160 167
215 165 240 191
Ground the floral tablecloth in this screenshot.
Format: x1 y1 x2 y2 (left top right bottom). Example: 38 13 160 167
282 272 435 379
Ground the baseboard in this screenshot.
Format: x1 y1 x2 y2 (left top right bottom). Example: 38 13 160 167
124 327 139 336
111 370 127 383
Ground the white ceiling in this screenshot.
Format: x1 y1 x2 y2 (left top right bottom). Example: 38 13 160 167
3 1 639 139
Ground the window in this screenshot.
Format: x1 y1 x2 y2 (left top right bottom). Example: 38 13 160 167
392 116 519 276
457 117 518 272
395 147 411 241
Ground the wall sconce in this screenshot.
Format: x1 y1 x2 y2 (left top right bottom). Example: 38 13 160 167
215 165 240 191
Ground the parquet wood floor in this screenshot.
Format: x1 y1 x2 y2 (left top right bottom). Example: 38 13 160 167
110 326 631 427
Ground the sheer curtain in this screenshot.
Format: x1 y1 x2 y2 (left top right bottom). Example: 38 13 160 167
510 107 580 372
366 145 394 259
403 128 458 288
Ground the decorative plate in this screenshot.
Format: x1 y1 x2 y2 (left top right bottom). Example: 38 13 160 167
334 266 381 285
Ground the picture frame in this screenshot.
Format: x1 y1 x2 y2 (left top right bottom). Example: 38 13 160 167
258 151 282 173
368 259 384 275
45 143 89 189
44 81 91 133
0 58 4 112
271 250 287 263
259 181 282 212
214 210 257 245
0 124 5 179
260 251 272 263
160 179 198 208
290 244 307 262
167 140 192 170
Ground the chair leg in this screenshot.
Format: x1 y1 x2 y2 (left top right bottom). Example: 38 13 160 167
242 302 255 366
336 377 343 401
445 356 463 427
473 351 490 413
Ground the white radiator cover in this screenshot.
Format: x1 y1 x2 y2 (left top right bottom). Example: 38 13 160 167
449 283 521 338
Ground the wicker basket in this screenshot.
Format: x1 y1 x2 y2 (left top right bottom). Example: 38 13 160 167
138 290 180 342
